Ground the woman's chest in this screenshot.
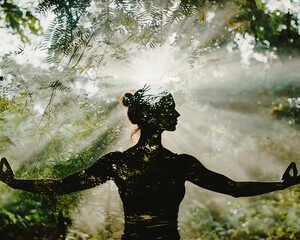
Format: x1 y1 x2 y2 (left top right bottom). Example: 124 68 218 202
112 157 185 195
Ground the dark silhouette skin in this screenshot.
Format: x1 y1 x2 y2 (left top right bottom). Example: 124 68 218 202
1 86 300 239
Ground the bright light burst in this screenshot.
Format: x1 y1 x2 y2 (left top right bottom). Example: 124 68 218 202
101 45 188 88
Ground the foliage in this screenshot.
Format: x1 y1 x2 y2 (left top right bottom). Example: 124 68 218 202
0 0 42 42
2 0 300 69
37 0 300 70
272 97 300 127
231 0 300 54
267 77 300 128
181 188 300 240
37 0 92 56
0 193 72 240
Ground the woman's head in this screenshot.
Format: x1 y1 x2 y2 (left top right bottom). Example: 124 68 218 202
122 85 180 132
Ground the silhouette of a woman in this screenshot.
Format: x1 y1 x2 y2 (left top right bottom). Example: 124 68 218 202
1 85 300 239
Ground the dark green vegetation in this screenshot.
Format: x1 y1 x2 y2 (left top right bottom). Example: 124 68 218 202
1 0 300 239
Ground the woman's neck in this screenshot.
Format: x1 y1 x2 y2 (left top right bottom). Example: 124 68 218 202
137 128 163 149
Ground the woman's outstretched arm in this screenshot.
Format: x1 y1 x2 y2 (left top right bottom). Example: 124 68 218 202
0 153 118 196
183 154 300 198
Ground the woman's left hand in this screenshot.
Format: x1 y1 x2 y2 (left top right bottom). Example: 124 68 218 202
0 157 15 184
280 162 300 187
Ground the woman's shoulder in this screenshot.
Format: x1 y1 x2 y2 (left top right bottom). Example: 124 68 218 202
163 150 194 160
170 153 204 170
160 149 197 165
102 151 123 158
96 151 123 165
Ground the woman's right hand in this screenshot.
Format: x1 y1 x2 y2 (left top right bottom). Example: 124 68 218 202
280 162 300 188
0 157 15 184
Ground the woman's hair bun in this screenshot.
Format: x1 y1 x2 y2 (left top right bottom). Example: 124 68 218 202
122 93 134 107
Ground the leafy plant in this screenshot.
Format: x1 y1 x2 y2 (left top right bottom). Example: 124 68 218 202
0 0 42 42
181 188 300 240
272 97 300 126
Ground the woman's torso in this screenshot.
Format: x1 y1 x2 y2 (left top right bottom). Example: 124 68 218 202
108 146 187 239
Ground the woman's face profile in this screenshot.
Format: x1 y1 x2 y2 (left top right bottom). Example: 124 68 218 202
145 94 180 131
